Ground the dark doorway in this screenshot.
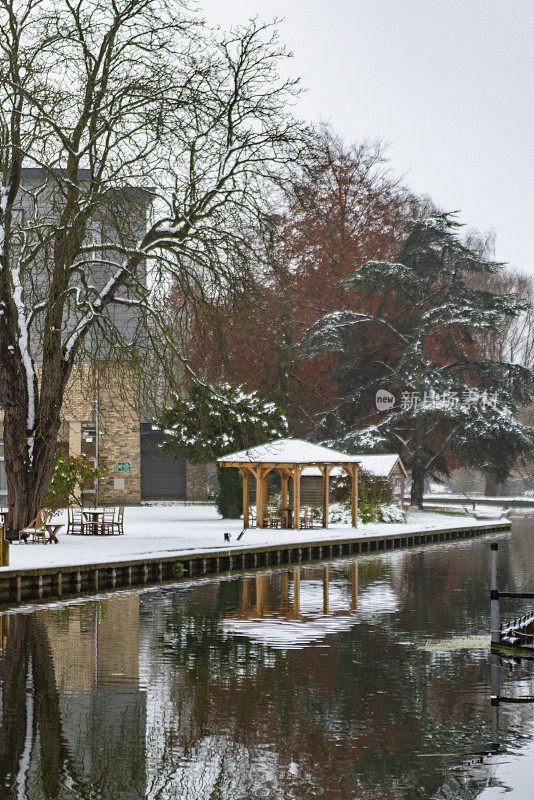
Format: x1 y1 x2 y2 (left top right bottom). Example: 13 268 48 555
140 424 186 500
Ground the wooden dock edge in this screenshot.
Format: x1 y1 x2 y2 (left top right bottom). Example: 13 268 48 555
0 520 511 609
491 641 534 661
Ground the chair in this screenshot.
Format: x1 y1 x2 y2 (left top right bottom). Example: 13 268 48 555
102 507 116 535
264 505 282 529
300 506 313 530
247 506 257 528
20 510 49 544
68 506 86 535
110 506 124 535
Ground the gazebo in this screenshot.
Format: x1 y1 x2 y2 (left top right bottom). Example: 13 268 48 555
217 438 360 529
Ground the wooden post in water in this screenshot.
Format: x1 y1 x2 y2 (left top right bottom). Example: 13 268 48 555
351 560 358 611
490 652 501 750
323 565 329 614
490 542 501 644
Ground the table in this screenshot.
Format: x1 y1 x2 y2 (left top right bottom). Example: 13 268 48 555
83 510 106 535
45 524 62 544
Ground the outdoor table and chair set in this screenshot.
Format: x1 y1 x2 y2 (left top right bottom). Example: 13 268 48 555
259 505 319 530
0 506 125 544
68 506 125 536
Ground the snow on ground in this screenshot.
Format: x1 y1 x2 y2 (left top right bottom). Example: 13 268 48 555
0 503 508 573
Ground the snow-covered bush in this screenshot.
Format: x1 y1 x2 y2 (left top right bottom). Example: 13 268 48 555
328 501 405 525
329 468 406 524
156 383 288 518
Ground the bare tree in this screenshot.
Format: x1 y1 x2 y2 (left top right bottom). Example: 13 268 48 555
0 0 303 539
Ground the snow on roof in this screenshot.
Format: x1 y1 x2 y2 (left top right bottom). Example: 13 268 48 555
218 438 361 465
355 454 407 478
301 454 407 479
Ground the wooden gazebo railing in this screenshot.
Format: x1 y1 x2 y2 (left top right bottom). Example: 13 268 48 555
218 438 359 530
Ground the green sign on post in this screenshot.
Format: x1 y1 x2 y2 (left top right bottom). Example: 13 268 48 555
117 462 131 472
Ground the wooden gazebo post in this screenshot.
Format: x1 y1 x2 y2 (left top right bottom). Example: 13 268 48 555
252 467 264 528
280 469 288 511
293 465 302 530
321 465 331 529
351 465 358 528
240 468 249 528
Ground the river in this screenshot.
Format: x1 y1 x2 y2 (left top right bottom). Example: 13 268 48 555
0 518 533 799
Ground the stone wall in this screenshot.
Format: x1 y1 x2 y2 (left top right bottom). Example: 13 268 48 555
49 362 142 505
92 364 141 505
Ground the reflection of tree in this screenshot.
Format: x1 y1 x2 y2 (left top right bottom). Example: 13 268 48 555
0 615 29 791
0 613 86 800
32 614 65 798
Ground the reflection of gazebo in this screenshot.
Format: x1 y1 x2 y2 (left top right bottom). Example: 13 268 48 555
217 438 360 529
219 565 360 650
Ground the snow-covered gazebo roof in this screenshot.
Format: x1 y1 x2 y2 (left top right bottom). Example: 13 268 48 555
301 453 408 480
218 438 359 530
218 438 362 466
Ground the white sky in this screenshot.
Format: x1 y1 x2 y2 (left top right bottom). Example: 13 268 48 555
200 0 534 276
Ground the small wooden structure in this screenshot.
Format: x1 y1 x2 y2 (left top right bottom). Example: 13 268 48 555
217 438 360 529
301 454 408 506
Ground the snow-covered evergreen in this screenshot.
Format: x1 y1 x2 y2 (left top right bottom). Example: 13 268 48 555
155 383 288 517
301 213 534 505
157 383 288 462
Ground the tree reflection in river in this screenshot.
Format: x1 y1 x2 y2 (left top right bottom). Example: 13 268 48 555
0 595 146 800
1 524 534 798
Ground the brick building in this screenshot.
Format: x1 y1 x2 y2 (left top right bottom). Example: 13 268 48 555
0 169 208 507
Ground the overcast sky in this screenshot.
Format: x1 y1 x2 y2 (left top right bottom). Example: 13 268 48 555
201 0 534 276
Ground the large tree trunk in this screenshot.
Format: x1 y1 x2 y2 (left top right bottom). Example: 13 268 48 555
484 473 500 497
1 361 64 538
410 460 425 508
410 408 426 509
3 418 59 537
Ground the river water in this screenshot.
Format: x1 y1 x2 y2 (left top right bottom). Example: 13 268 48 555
1 519 534 799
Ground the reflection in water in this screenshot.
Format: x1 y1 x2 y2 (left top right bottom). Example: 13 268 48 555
219 564 361 649
1 522 534 798
0 596 146 800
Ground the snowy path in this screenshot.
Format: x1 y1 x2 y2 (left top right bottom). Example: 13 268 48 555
0 504 510 573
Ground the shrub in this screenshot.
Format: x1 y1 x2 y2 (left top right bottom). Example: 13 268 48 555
330 468 405 524
44 452 108 508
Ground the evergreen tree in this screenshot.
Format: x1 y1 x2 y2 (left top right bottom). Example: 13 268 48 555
301 214 534 505
156 383 288 517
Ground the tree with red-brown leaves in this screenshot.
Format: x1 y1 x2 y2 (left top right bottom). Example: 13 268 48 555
180 127 415 431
